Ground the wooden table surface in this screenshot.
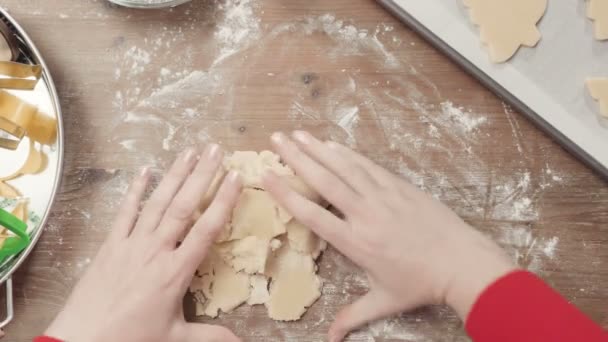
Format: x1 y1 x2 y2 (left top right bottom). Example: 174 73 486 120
2 0 607 341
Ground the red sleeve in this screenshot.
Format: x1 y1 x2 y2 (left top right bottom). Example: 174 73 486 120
33 337 63 342
466 270 608 341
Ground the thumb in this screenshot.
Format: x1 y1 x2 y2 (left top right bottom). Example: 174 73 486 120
184 322 241 342
328 290 403 342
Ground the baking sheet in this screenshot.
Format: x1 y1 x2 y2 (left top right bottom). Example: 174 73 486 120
378 0 608 180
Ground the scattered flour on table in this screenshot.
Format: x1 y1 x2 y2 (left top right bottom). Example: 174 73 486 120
119 139 137 151
123 46 151 78
368 318 421 340
213 0 261 66
108 0 569 339
500 227 560 273
440 101 487 134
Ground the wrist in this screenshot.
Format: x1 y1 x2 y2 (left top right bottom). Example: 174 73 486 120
44 316 72 342
443 231 518 321
44 311 94 342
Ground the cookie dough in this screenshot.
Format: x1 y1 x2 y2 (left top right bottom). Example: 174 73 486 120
265 244 322 321
190 151 326 321
587 78 608 118
463 0 548 63
229 189 288 241
287 220 327 260
588 0 608 40
192 250 251 318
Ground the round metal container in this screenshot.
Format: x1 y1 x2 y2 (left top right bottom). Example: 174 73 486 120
107 0 192 9
0 7 64 328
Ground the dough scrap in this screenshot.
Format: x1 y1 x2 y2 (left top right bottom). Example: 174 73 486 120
265 244 322 321
463 0 547 63
223 150 293 188
587 78 608 118
191 251 251 318
287 220 327 260
588 0 608 40
229 189 287 240
189 151 326 321
216 236 272 274
247 275 270 305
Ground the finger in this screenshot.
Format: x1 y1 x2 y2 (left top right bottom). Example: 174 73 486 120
155 144 223 247
132 148 199 237
326 141 423 195
325 141 400 184
329 291 402 342
292 131 379 194
271 132 360 214
109 167 151 241
183 323 241 342
263 171 357 259
177 171 241 272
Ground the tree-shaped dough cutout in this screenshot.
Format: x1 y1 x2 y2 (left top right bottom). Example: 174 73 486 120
463 0 548 63
587 78 608 118
588 0 608 40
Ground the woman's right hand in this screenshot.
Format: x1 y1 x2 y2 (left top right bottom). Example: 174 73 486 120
263 131 517 342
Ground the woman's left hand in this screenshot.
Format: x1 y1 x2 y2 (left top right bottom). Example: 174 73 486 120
44 145 242 342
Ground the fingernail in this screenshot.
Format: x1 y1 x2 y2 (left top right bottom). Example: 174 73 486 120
227 170 240 182
292 130 310 144
271 132 284 144
206 144 220 160
183 148 197 162
140 166 151 178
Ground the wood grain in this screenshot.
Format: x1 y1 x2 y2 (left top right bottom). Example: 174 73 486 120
1 0 607 341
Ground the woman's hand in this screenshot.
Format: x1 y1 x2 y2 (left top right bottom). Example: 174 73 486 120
263 131 517 342
45 145 242 342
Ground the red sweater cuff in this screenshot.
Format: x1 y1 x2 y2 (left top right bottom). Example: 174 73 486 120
466 270 606 341
33 337 63 342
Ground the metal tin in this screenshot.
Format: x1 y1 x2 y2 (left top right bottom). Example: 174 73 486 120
0 19 19 61
108 0 192 9
0 7 64 327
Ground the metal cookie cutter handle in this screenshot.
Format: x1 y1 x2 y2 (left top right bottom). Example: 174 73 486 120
0 278 13 329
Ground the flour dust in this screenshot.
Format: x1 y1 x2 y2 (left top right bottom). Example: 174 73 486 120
108 0 568 340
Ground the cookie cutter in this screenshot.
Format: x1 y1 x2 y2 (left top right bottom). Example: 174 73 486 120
0 90 57 150
0 208 30 329
0 208 30 262
0 62 42 90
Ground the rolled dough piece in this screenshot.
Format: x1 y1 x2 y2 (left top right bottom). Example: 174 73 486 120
247 275 270 305
223 150 293 188
286 220 327 260
191 250 251 318
189 151 327 321
587 78 608 118
588 0 608 40
463 0 548 63
265 244 322 321
196 151 320 242
216 236 272 274
190 151 327 321
229 189 287 240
